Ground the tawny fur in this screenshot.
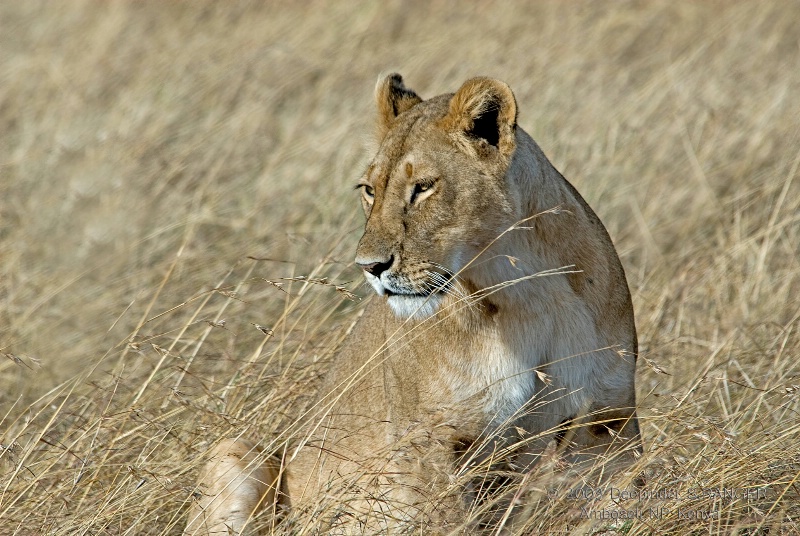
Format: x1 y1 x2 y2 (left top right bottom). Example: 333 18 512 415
185 441 280 535
185 74 641 535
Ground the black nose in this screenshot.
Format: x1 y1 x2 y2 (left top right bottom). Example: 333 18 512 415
358 256 393 277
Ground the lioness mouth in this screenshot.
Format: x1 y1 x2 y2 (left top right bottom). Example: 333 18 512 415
386 278 453 298
385 289 432 298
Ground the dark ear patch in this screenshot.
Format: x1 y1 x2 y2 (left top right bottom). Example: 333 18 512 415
376 73 423 137
468 98 501 147
442 77 517 158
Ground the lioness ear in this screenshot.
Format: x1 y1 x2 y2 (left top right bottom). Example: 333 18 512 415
375 73 422 137
443 77 517 158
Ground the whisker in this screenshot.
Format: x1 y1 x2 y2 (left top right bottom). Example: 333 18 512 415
429 262 471 300
423 271 476 311
426 265 466 295
423 274 456 300
424 270 465 301
430 262 459 280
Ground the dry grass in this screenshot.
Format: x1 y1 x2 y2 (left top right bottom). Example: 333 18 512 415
1 1 799 534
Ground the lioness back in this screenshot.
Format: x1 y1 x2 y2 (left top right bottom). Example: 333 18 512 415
185 74 640 536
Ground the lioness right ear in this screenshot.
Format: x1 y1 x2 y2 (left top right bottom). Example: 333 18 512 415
375 73 422 137
442 77 517 158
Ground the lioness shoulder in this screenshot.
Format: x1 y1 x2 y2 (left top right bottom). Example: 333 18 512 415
185 74 641 536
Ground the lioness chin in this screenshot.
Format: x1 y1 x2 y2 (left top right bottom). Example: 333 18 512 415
184 74 641 535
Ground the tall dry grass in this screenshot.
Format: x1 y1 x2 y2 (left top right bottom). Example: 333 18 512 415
1 1 798 534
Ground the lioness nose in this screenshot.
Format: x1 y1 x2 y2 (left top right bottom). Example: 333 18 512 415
358 256 394 278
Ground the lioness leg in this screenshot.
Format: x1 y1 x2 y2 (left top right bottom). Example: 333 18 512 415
184 439 280 536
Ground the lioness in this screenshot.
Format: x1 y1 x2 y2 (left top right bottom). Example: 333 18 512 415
185 74 641 535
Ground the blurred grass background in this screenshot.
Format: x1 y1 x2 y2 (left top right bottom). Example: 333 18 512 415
1 1 799 534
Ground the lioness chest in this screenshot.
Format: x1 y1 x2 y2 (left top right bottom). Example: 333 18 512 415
316 291 596 451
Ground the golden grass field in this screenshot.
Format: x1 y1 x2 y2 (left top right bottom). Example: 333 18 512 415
1 1 799 534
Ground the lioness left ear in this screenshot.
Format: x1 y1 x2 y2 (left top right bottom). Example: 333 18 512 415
375 73 423 137
443 77 517 158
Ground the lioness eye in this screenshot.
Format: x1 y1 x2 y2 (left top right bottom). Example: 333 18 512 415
362 185 375 201
410 182 433 204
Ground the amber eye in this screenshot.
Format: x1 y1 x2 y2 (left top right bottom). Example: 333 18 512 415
410 181 434 204
363 185 375 199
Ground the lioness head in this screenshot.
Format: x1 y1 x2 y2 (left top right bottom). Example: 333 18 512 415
355 74 523 319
